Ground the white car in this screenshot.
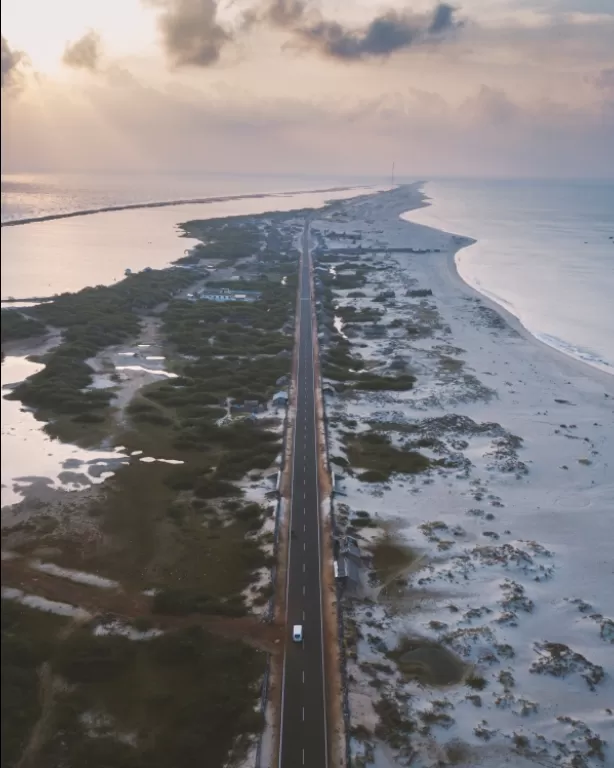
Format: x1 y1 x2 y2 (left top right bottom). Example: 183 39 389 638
292 624 303 643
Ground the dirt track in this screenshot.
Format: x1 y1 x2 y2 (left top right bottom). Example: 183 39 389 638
1 558 283 654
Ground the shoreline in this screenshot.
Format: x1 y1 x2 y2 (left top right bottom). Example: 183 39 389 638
404 186 613 388
404 190 613 379
441 241 614 389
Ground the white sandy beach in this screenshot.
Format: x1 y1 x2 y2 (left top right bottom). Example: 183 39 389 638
311 186 614 768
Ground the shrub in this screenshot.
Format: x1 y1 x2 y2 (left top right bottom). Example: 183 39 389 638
152 589 246 617
358 469 389 483
465 674 488 691
194 477 239 499
54 630 137 684
131 410 174 427
1 310 46 343
72 412 106 423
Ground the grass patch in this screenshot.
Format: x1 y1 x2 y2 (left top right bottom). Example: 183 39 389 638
374 696 415 749
1 601 69 768
345 432 431 481
352 373 415 391
46 624 265 768
388 637 467 686
5 268 195 423
371 534 418 588
1 309 47 343
465 674 488 691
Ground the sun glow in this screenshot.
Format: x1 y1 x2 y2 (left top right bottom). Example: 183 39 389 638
1 0 156 75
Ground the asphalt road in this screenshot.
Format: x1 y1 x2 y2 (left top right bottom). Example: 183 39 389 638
278 221 328 768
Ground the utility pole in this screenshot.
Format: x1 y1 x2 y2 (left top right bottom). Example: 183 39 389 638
391 161 395 186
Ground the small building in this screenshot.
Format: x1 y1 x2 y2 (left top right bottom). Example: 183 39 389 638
335 556 361 593
197 290 260 303
332 472 347 496
230 399 266 414
272 391 289 408
340 535 362 563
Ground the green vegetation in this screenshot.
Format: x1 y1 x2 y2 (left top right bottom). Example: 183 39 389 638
180 212 300 266
353 373 415 391
371 535 418 588
335 304 384 324
465 674 488 691
5 268 195 426
1 309 46 344
152 589 248 618
319 269 371 290
178 218 265 265
163 280 294 366
345 432 431 482
351 509 378 528
388 636 467 686
322 338 414 392
356 470 390 484
1 609 266 768
1 601 69 768
374 696 415 748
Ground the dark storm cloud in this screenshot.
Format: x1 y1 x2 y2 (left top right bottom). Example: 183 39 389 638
62 31 103 71
144 0 462 68
267 1 462 61
2 36 25 90
145 0 231 67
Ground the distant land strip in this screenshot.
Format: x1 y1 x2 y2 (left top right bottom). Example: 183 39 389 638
2 297 55 304
0 186 359 228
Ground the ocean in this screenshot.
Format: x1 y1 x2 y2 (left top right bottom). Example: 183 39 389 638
2 172 613 375
406 178 614 375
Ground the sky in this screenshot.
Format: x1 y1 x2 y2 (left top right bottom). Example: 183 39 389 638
1 0 613 179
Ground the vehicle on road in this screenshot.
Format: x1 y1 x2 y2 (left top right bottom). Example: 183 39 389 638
292 624 303 643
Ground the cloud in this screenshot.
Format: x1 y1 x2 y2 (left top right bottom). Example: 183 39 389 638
62 31 103 71
1 36 26 91
143 0 463 68
144 0 232 67
594 67 614 92
267 2 462 61
4 66 612 180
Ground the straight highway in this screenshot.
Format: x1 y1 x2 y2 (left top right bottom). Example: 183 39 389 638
278 220 328 768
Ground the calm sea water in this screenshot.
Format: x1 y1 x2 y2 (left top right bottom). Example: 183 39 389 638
1 172 384 298
407 179 614 375
1 171 382 223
